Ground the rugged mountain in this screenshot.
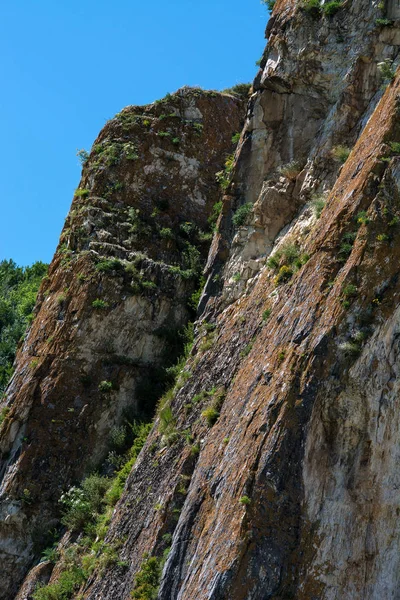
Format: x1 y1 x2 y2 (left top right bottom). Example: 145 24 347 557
0 88 245 600
3 0 400 599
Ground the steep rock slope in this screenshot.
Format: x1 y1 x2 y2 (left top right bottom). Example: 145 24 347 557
67 2 400 600
0 88 245 600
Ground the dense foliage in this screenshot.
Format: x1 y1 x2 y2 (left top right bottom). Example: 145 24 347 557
0 259 48 394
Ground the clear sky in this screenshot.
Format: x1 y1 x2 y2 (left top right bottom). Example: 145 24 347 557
1 0 268 266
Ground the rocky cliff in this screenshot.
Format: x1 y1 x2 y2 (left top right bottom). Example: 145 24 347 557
0 88 245 599
3 1 400 599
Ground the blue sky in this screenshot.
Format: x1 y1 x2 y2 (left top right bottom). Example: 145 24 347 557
1 0 268 266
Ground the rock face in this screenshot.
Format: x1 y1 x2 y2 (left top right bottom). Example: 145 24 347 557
0 88 245 600
4 1 400 599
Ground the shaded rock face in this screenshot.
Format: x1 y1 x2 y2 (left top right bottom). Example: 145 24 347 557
0 88 245 600
5 2 400 600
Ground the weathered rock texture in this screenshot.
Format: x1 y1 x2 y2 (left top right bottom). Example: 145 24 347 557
5 1 400 599
0 88 245 600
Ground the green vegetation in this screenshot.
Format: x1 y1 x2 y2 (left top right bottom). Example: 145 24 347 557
331 145 351 163
60 474 110 532
76 149 89 166
310 193 326 219
216 154 235 190
92 299 109 310
232 132 241 144
267 242 309 286
323 1 343 16
239 495 251 505
262 0 276 10
378 59 396 82
302 0 344 17
200 387 225 427
131 549 170 600
98 380 113 393
232 203 253 227
34 420 151 600
95 258 124 273
74 188 90 198
338 231 357 262
278 160 302 180
376 18 393 27
222 83 251 97
0 260 48 393
208 201 223 231
262 308 272 321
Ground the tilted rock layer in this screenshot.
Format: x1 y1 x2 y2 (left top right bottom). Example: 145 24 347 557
4 0 400 599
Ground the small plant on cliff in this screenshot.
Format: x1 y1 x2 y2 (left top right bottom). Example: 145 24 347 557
376 17 393 26
322 1 343 16
232 202 253 227
216 153 235 190
0 406 10 426
378 59 396 82
92 298 109 310
302 0 322 17
239 495 251 505
95 258 124 273
201 387 226 427
74 188 90 198
76 148 89 166
208 200 223 231
131 550 170 600
222 83 251 97
331 145 351 163
278 160 302 180
262 0 276 10
60 474 110 531
232 132 241 144
98 380 113 393
310 193 326 219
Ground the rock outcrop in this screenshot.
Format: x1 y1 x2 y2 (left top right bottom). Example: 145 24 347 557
0 88 245 600
4 1 400 599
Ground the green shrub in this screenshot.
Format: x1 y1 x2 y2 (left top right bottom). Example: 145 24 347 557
263 0 276 10
33 566 86 600
74 188 90 198
376 18 393 26
95 259 123 273
201 406 220 427
278 160 302 180
302 0 322 17
0 260 48 393
60 475 110 532
232 203 253 227
222 83 251 97
76 149 89 166
274 265 293 286
310 194 326 219
92 299 109 310
131 554 163 600
323 1 343 16
331 145 351 163
378 59 396 82
239 495 251 505
232 132 241 144
98 380 113 393
262 308 271 321
208 201 223 230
